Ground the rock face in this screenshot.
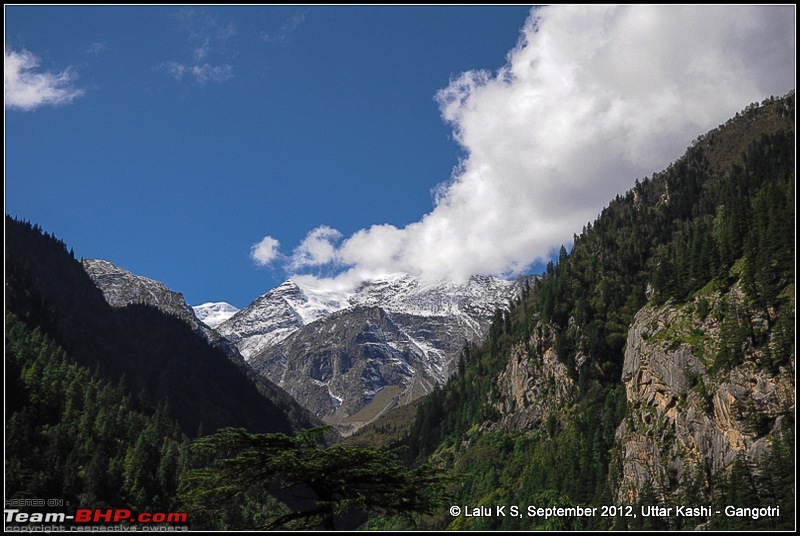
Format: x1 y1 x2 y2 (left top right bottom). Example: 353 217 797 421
613 284 794 503
234 273 525 433
250 306 433 431
81 258 243 362
80 258 324 432
491 323 576 433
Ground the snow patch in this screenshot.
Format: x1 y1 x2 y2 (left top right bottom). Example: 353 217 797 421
218 271 521 370
193 301 239 328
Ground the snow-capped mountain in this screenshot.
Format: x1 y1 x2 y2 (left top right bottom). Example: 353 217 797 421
81 259 528 434
218 273 527 433
80 258 324 432
217 273 519 361
213 279 322 361
193 301 239 329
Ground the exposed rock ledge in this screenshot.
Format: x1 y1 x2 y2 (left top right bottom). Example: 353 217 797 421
614 289 794 503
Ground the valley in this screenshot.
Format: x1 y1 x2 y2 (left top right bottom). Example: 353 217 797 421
5 94 795 530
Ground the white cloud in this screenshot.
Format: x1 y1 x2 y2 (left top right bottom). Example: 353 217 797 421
289 226 343 270
176 8 236 61
279 5 795 289
160 9 236 84
261 9 309 43
4 47 84 111
85 42 106 57
250 235 281 267
159 62 233 84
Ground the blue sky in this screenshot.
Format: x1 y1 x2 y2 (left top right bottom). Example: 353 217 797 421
5 6 795 309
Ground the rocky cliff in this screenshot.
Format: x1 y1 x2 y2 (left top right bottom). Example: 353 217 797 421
613 280 794 503
81 258 244 362
490 322 576 433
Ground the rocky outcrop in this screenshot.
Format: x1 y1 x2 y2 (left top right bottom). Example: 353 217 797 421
614 285 794 503
491 322 576 433
250 305 480 434
82 258 245 363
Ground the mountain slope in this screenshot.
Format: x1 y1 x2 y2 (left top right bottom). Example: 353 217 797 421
399 94 794 531
6 312 189 512
5 217 305 436
223 273 524 432
82 258 245 363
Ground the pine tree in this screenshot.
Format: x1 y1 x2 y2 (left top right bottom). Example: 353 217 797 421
181 427 448 530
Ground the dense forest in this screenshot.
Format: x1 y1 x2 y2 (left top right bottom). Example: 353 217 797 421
394 93 795 530
6 313 189 513
5 94 794 530
5 219 446 529
5 216 299 436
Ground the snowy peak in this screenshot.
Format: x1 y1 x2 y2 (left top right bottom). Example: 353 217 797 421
277 278 353 324
237 272 525 433
216 278 353 361
349 273 516 317
292 272 517 318
193 302 239 329
217 273 519 361
215 282 308 360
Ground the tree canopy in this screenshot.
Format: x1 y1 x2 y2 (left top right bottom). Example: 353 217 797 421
180 427 449 530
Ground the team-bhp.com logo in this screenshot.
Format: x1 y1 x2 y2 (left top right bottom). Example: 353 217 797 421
73 509 187 524
5 508 188 527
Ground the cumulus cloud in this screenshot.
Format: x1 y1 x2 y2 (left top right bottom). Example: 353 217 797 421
289 226 343 271
5 47 84 111
250 236 281 267
277 5 796 289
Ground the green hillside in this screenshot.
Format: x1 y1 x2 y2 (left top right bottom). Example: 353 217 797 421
394 94 795 531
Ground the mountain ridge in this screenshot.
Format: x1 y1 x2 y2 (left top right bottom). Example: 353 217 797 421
230 273 528 433
398 93 795 531
82 258 246 364
78 255 527 434
80 257 327 435
5 219 314 437
217 272 524 361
